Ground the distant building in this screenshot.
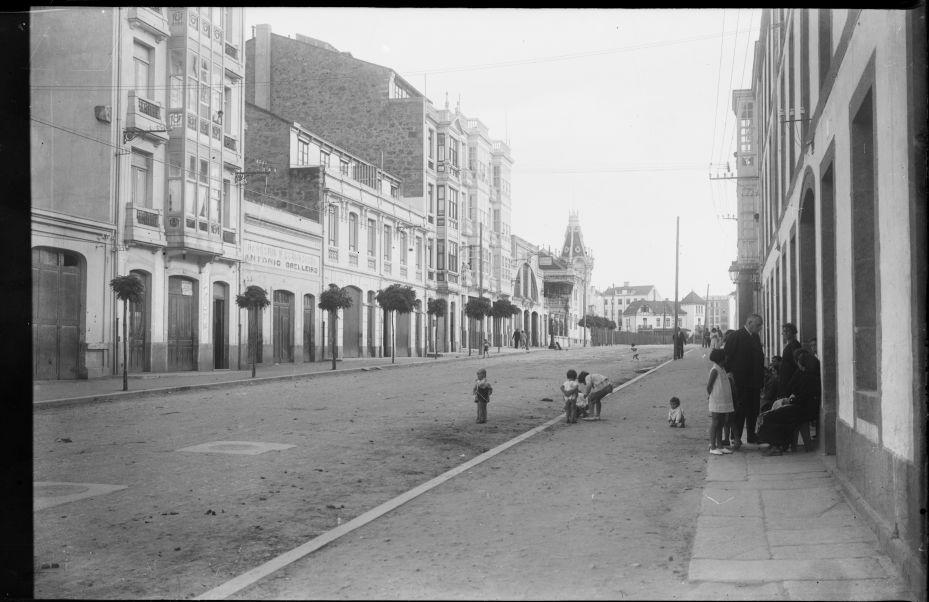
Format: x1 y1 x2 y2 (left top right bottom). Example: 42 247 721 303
623 299 685 334
680 290 706 334
602 283 662 332
705 294 733 332
538 212 594 347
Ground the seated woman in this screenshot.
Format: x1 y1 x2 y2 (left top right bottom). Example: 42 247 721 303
756 350 821 455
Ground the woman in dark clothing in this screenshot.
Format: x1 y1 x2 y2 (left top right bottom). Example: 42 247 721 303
756 350 821 455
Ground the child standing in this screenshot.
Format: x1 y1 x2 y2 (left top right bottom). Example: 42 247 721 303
473 368 493 423
668 397 686 427
482 337 490 359
560 369 579 424
706 348 734 455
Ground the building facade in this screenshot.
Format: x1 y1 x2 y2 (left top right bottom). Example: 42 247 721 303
705 294 733 332
537 212 594 347
245 25 528 354
31 7 246 379
744 8 926 594
680 290 706 334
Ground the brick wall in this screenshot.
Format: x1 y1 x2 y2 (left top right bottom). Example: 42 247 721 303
244 104 319 220
245 33 425 198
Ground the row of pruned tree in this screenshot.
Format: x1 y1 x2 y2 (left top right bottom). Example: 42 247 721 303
108 275 467 390
464 297 523 354
577 314 619 346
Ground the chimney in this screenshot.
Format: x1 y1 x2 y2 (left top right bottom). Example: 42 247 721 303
253 24 272 111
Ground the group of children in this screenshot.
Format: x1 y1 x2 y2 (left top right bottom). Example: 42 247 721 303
471 367 616 425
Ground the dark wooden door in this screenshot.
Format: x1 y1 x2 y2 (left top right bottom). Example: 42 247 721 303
213 299 227 368
273 290 293 363
32 248 81 379
303 295 315 362
167 277 197 371
128 270 149 372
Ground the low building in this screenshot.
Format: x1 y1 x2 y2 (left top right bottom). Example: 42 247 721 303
623 300 686 334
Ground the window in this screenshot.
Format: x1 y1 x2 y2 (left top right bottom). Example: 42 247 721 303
415 237 422 269
399 232 407 265
469 194 476 220
340 159 349 176
449 137 458 167
468 146 476 171
169 49 184 109
437 133 445 162
428 184 434 214
383 225 392 261
428 129 434 161
199 57 210 119
850 84 877 394
349 213 358 251
437 239 445 270
328 205 338 247
448 242 458 273
818 9 832 89
437 185 445 216
320 150 330 168
448 188 458 219
133 41 152 98
493 208 501 232
426 238 434 269
209 163 220 221
298 139 309 165
367 219 377 257
222 179 232 228
131 150 153 208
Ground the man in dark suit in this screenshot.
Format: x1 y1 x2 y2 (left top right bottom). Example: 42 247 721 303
723 313 765 449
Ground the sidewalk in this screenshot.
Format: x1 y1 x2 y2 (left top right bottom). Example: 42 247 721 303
32 344 550 408
202 349 915 600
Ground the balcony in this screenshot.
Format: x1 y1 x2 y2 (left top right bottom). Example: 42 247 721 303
123 204 166 248
127 7 170 41
225 42 240 61
164 214 224 258
383 260 392 275
125 91 168 145
223 134 238 152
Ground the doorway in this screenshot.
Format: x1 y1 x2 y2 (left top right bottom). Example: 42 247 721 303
303 294 316 362
273 289 294 363
129 270 151 372
32 247 83 379
168 276 198 371
213 282 228 369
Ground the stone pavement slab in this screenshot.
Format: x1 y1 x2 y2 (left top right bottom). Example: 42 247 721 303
688 556 889 582
699 487 762 517
691 516 768 560
783 577 916 601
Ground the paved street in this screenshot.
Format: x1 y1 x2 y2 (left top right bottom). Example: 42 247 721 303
33 346 914 600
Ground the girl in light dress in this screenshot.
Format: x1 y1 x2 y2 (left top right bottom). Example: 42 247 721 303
705 348 735 455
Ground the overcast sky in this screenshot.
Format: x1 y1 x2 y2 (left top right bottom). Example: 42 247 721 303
245 8 758 301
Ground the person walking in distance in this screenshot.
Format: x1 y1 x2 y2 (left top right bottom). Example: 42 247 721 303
473 368 493 424
512 328 521 349
723 313 765 449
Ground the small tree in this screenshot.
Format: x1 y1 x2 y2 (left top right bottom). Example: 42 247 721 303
491 298 521 352
426 298 447 359
236 285 270 378
110 274 145 391
318 284 354 371
464 297 492 356
375 284 417 364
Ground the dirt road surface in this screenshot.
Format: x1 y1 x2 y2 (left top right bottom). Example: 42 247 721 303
34 344 707 599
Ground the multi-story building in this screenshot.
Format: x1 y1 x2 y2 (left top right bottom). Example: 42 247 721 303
602 283 662 332
729 87 762 328
509 235 549 348
705 294 733 332
538 212 594 347
31 7 246 379
680 290 706 334
245 25 524 354
623 300 686 334
242 102 430 363
742 9 926 594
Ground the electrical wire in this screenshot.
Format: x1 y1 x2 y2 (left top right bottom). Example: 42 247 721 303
708 10 727 168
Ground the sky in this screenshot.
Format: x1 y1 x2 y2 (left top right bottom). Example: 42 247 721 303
244 8 759 301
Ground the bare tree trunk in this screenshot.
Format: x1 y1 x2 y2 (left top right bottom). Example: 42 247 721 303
331 310 337 371
122 301 128 391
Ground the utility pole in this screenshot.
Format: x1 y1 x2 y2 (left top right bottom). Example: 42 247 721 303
705 283 710 334
673 216 680 338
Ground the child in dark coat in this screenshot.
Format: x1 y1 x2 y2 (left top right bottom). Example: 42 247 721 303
473 368 493 423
